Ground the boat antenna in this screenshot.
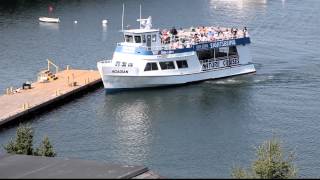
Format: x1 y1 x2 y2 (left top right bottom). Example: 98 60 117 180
139 4 142 29
121 3 125 31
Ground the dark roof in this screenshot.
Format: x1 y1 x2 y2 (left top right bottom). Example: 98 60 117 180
0 153 150 179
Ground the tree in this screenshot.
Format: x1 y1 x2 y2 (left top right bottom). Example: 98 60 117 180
34 136 56 157
231 137 297 179
4 124 34 155
3 124 56 157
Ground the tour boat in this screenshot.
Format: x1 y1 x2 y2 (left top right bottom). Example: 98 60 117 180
39 17 60 23
97 16 256 93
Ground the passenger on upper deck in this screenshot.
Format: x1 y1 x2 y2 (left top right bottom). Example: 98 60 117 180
231 27 238 39
243 27 248 37
161 29 170 44
170 27 178 36
194 33 200 44
159 25 249 50
169 27 178 42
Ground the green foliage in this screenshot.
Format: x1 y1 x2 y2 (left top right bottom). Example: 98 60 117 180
35 136 56 157
231 167 251 179
232 137 297 179
4 124 34 155
3 124 56 157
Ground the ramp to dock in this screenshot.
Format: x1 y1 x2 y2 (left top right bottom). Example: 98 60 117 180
0 69 102 126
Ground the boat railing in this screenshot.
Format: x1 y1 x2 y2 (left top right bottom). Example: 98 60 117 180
200 55 239 71
116 34 249 53
117 42 142 48
131 36 243 52
99 59 112 64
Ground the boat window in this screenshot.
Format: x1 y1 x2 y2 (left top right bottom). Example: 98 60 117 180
197 47 231 60
128 63 133 67
160 61 175 70
115 61 121 66
125 35 134 43
134 36 142 43
142 35 146 43
215 48 228 58
197 49 214 60
229 46 238 56
176 60 188 69
219 47 228 54
144 62 158 71
152 34 157 42
122 62 127 67
151 63 158 70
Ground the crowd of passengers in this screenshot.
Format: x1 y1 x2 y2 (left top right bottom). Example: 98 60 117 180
159 26 248 49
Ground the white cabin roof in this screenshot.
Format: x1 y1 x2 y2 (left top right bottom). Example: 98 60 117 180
123 29 159 34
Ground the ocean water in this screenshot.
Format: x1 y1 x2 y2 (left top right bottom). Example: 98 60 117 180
0 0 320 178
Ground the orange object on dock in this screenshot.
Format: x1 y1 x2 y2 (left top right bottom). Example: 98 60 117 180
0 69 102 126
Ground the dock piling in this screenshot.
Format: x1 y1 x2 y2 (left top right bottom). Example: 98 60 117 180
56 89 61 96
21 103 31 110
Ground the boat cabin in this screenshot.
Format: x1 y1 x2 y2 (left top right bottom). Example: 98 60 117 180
122 29 161 50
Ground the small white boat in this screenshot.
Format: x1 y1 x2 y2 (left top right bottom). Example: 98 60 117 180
102 19 108 25
39 17 60 23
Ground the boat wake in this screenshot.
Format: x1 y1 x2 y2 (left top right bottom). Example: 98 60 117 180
205 74 274 85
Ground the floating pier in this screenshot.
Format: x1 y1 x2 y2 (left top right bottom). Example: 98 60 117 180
0 62 102 127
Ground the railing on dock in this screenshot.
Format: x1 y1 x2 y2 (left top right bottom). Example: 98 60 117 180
47 59 59 74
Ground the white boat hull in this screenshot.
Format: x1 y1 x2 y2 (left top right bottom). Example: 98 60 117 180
99 64 256 92
39 17 60 23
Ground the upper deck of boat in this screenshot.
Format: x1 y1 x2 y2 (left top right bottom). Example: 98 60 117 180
159 26 249 49
116 25 250 55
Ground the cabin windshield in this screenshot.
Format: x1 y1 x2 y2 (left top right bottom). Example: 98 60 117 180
125 35 134 43
134 35 142 43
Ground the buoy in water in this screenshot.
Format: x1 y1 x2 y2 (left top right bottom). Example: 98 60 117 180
102 19 108 25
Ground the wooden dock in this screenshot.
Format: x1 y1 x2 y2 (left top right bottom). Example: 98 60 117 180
0 69 102 127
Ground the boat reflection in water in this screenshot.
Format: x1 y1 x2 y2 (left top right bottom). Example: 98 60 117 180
39 21 59 31
96 93 155 164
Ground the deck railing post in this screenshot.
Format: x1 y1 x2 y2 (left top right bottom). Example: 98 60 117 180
47 59 59 74
72 73 74 86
